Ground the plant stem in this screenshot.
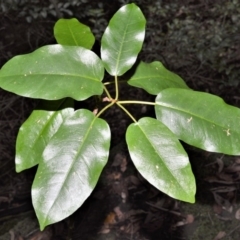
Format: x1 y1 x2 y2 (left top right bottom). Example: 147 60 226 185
96 102 115 118
103 85 112 100
104 79 127 86
116 103 137 123
114 75 119 100
118 100 156 105
103 81 113 86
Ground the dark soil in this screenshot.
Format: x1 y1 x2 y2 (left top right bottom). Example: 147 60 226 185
1 1 240 239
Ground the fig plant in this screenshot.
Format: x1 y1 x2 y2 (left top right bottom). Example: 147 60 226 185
1 3 240 230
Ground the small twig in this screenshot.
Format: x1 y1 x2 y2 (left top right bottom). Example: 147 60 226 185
146 201 182 216
225 223 240 238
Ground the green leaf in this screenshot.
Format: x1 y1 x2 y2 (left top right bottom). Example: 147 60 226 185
128 61 189 94
54 18 95 49
32 109 111 230
15 98 74 172
155 88 240 155
0 45 104 101
101 3 146 76
126 117 195 203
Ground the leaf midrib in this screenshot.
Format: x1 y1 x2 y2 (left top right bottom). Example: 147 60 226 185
44 112 99 224
156 102 231 133
67 21 79 46
130 74 186 86
114 9 133 74
137 120 191 196
0 73 100 82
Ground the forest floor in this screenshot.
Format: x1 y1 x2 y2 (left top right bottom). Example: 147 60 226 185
1 1 240 239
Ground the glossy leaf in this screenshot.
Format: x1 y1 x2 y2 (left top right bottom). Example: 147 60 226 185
54 18 95 49
101 3 146 76
128 61 189 94
32 109 111 230
0 45 104 101
15 98 74 172
155 88 240 155
126 117 195 203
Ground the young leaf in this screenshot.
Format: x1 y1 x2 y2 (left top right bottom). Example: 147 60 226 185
15 98 74 172
101 3 146 76
126 117 196 203
32 109 111 230
155 88 240 155
54 18 95 49
128 61 189 94
0 45 104 101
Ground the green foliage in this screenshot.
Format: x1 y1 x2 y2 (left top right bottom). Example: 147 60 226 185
155 89 240 155
16 98 74 172
0 0 92 23
32 109 110 230
101 4 146 76
0 3 240 230
0 45 104 100
54 18 95 49
126 117 196 203
127 61 189 94
143 1 240 86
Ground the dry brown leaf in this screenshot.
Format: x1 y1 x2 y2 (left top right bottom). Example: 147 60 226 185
120 157 127 172
216 157 224 173
121 191 127 203
205 176 219 183
104 212 116 225
98 227 110 234
111 153 128 172
107 171 122 181
213 231 226 240
212 192 231 210
215 214 232 221
235 158 240 164
127 209 146 218
0 196 10 203
213 204 222 214
186 214 195 224
226 164 240 172
99 212 116 234
205 176 234 184
217 172 234 182
128 175 141 186
211 186 236 193
174 214 194 227
175 220 185 227
225 205 233 213
235 208 240 220
114 206 124 221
